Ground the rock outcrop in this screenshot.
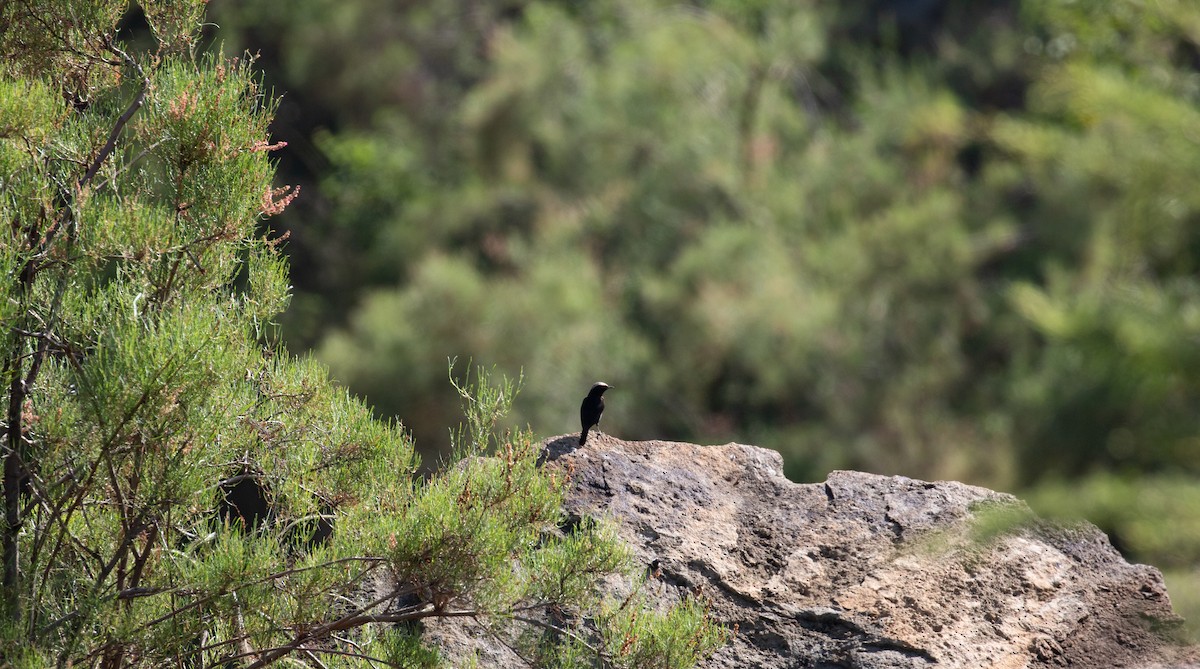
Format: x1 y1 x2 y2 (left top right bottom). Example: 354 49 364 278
433 435 1200 668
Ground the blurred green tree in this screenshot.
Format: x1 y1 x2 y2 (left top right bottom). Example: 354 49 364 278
212 0 1200 560
206 0 1200 634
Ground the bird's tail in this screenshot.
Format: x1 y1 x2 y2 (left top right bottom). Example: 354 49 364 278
579 428 589 445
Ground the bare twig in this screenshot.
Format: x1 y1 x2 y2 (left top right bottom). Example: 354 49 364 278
223 644 395 668
91 139 166 193
128 557 388 633
511 614 608 661
80 43 148 187
299 648 330 669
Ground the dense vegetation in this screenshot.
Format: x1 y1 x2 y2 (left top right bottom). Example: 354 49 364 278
6 0 1196 654
0 2 725 666
207 0 1200 621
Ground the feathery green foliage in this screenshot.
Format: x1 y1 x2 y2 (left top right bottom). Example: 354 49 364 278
0 2 725 666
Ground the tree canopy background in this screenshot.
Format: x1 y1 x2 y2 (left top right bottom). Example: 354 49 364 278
206 0 1200 631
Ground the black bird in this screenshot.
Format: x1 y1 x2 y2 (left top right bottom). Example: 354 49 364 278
579 382 611 445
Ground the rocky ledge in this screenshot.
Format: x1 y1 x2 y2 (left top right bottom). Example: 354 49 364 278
434 435 1200 668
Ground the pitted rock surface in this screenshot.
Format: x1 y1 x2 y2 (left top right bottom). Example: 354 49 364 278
532 434 1199 669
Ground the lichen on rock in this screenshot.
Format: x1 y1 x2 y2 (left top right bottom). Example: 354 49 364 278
533 434 1200 669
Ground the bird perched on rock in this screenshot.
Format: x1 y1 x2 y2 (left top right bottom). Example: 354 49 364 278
579 382 611 445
